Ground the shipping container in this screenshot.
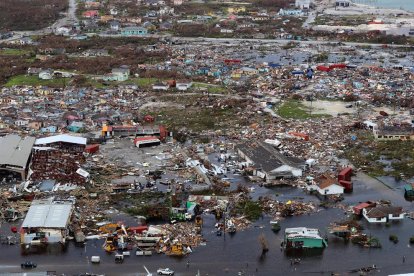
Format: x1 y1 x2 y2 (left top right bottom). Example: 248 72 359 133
85 144 99 154
338 167 352 182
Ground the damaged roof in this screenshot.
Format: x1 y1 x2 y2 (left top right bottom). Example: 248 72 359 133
0 134 35 169
21 199 73 228
237 141 304 172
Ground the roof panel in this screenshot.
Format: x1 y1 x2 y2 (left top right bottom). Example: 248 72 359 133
35 134 87 146
0 135 35 168
21 200 73 228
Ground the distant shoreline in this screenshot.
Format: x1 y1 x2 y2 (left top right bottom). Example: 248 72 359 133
352 0 414 12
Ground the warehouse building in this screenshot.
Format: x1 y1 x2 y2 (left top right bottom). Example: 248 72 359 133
0 135 35 180
20 198 74 244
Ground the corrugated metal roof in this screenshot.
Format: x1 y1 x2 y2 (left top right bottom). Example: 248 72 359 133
35 134 87 146
21 199 73 228
0 135 35 168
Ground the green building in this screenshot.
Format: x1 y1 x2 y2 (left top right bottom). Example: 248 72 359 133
121 26 148 36
404 184 414 197
284 227 327 249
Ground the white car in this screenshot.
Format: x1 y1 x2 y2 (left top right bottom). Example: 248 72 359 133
157 268 175 275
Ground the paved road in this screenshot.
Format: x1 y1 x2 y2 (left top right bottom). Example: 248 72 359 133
9 0 78 38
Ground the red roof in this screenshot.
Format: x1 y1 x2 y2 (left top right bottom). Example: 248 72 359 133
354 202 371 209
353 202 375 214
83 10 99 17
134 136 159 142
127 226 148 234
329 64 346 69
317 65 331 72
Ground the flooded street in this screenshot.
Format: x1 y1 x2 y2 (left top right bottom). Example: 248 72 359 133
1 172 414 275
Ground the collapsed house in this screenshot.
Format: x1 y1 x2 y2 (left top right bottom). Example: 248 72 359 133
0 135 35 180
374 125 414 141
20 198 74 244
236 141 305 182
101 124 170 141
29 134 88 184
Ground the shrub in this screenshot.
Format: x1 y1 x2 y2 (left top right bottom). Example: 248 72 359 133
389 235 399 244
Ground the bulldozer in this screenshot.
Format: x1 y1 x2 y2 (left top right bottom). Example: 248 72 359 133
168 242 184 256
103 235 118 252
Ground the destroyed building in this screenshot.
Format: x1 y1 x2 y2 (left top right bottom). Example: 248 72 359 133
237 141 305 182
20 198 74 244
102 124 170 141
0 135 36 180
30 134 88 184
374 125 414 141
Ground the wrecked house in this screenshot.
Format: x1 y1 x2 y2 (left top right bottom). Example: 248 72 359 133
374 125 414 141
0 135 35 180
237 141 305 182
30 135 88 184
20 198 74 244
134 136 161 148
102 124 169 141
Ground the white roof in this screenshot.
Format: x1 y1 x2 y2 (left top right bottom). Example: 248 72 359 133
35 134 87 146
22 199 73 228
285 227 322 239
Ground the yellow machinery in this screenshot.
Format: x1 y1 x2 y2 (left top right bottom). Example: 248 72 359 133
195 215 203 234
169 243 184 256
99 223 119 234
103 236 117 252
195 215 203 227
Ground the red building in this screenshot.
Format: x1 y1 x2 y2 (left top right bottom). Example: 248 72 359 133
338 167 353 192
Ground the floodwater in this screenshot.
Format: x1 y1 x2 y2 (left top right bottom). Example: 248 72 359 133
302 100 357 116
2 140 414 275
1 172 414 275
358 0 414 12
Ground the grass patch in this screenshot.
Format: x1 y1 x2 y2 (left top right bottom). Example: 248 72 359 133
5 75 66 88
0 48 31 56
277 100 331 119
129 77 158 87
193 82 228 94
